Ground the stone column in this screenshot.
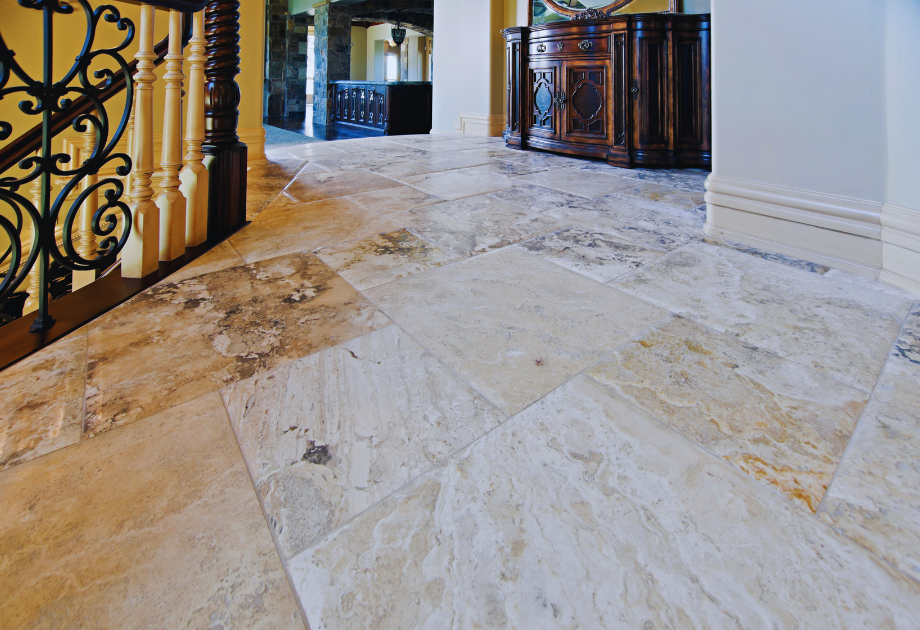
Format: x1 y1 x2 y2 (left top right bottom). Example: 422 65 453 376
286 14 309 116
313 0 352 127
264 0 288 117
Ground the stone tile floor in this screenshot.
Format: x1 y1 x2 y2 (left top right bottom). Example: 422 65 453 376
2 132 919 628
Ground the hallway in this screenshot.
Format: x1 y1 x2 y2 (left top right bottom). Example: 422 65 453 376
2 134 919 628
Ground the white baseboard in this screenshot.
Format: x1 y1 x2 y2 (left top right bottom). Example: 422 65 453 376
704 174 884 277
458 112 505 137
880 202 920 295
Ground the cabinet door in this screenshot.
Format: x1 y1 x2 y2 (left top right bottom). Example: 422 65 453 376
527 62 561 140
631 28 669 155
561 60 611 147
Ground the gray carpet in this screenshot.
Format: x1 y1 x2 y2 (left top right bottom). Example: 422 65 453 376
264 124 324 149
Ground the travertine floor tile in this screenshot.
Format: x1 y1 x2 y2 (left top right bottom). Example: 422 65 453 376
365 248 665 413
289 376 920 630
615 241 914 391
546 194 705 252
0 393 304 630
819 306 920 579
388 195 568 257
0 332 86 469
84 254 389 435
315 229 460 291
221 325 504 559
387 138 478 153
513 167 633 198
487 183 585 213
517 226 667 283
230 196 400 264
285 144 347 158
401 165 519 200
616 180 705 210
365 160 438 181
616 167 710 192
346 185 442 216
166 240 245 283
285 168 401 203
407 150 494 171
247 157 309 217
587 316 868 511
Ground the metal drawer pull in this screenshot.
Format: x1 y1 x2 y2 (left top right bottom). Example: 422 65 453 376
554 90 567 107
578 40 593 51
537 43 546 53
557 42 564 51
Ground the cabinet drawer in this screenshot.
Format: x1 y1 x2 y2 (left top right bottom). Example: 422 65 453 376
530 35 610 57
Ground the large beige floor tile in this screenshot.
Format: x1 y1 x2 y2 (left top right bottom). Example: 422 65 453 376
615 241 914 391
288 376 920 630
165 240 245 283
315 229 460 291
517 226 667 283
365 160 438 181
487 184 584 213
388 195 568 257
364 248 666 413
513 167 633 198
346 185 442 216
819 306 920 579
587 316 868 512
246 157 309 217
0 393 304 630
546 194 705 251
230 196 400 264
407 150 494 171
84 253 389 435
616 180 705 210
0 332 86 469
401 165 519 200
284 168 401 203
221 325 504 560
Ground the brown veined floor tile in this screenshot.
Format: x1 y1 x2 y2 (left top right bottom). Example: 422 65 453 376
0 331 87 469
284 168 401 204
230 196 400 264
315 229 461 291
586 316 869 512
0 393 305 630
83 253 390 436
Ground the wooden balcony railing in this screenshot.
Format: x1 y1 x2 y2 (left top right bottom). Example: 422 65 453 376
0 0 248 370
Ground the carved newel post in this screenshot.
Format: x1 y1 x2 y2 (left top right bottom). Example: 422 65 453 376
202 0 247 238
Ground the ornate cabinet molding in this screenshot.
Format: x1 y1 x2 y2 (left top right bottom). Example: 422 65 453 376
503 13 710 169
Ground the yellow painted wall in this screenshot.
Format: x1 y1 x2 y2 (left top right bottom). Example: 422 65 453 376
0 0 265 156
351 26 368 80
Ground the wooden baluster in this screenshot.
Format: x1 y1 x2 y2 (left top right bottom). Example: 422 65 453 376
22 160 44 315
123 3 159 278
156 9 187 261
203 0 247 238
73 127 98 290
123 90 136 238
179 9 209 247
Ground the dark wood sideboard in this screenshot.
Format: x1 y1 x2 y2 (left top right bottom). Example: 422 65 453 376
332 81 433 136
503 13 710 168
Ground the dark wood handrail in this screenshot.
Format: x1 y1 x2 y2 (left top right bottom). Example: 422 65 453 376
0 6 196 175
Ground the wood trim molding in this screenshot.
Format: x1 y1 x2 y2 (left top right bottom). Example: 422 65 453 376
458 113 506 137
239 126 266 161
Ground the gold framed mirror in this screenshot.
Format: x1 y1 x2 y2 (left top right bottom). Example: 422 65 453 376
539 0 677 19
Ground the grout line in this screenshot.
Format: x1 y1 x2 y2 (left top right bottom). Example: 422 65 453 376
813 300 917 518
215 391 311 630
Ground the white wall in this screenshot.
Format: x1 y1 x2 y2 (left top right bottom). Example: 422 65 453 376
707 0 920 292
711 0 886 201
885 0 920 212
433 0 505 134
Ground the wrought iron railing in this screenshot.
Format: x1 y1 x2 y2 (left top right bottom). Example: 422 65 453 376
0 0 247 371
0 0 137 331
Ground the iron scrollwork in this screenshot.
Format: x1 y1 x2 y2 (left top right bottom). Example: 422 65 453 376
0 0 135 331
